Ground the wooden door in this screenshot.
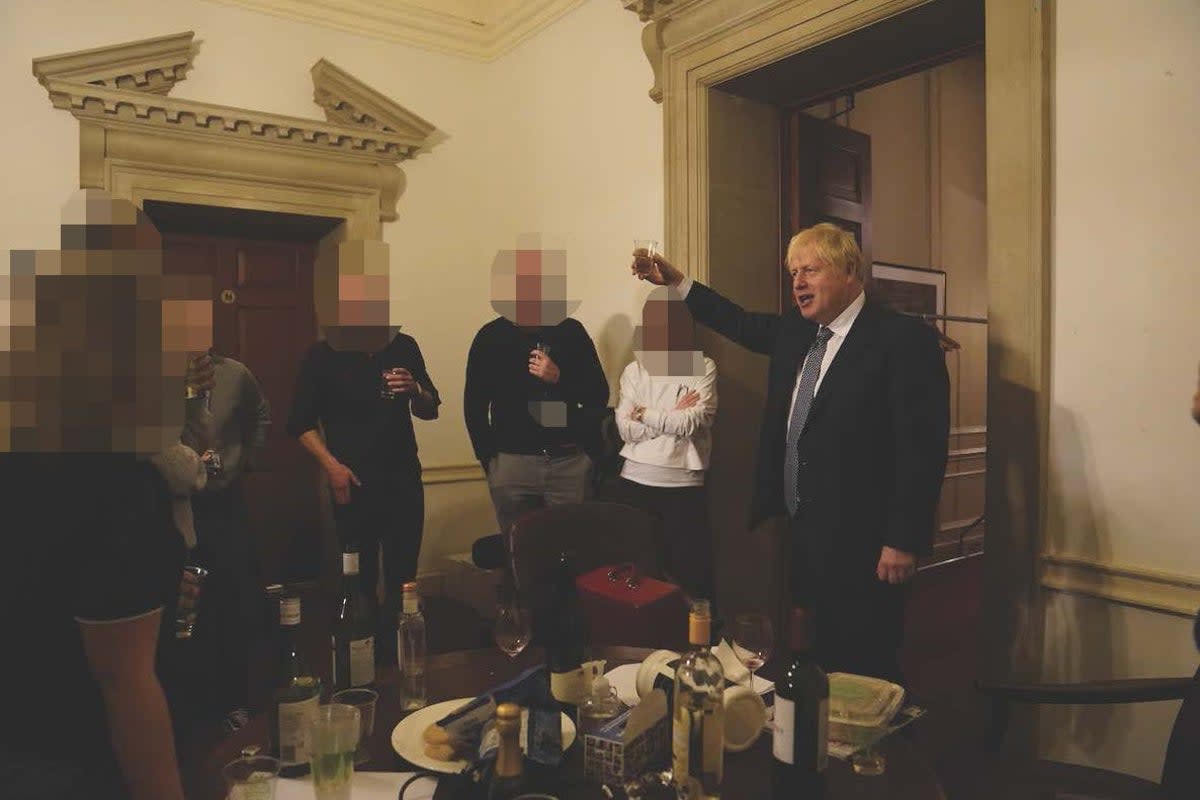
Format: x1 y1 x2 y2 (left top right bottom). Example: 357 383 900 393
162 233 321 584
780 111 873 312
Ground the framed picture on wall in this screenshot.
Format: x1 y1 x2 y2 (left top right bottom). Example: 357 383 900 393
870 262 947 331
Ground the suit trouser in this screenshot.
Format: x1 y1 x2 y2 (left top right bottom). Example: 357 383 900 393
485 451 592 536
787 513 910 685
332 471 424 656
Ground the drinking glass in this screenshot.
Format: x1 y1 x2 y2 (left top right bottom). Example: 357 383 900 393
493 596 532 660
175 564 208 639
221 745 279 800
331 688 378 766
731 613 774 691
309 703 360 800
633 239 659 260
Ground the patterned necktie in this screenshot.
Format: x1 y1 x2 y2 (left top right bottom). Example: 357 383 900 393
784 326 833 517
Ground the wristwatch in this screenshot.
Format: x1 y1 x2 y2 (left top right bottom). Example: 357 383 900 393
632 406 646 423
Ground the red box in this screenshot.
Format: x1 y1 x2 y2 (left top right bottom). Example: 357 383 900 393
576 565 689 650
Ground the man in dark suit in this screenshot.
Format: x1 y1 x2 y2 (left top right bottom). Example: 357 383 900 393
632 223 949 683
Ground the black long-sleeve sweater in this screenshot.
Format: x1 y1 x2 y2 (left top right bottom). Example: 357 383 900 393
464 317 609 463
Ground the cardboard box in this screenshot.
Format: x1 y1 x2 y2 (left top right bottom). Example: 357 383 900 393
582 689 670 785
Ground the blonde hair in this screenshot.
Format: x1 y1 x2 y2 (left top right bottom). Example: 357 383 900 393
785 223 864 282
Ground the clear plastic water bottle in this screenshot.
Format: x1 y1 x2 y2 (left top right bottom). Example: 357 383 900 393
397 581 427 710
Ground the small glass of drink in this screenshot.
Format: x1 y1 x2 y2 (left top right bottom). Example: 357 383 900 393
309 703 360 800
175 564 209 639
330 688 377 765
221 746 279 800
380 367 405 400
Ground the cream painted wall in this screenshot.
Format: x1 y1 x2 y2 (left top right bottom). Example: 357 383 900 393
1041 0 1200 781
848 72 932 268
0 0 660 575
707 88 781 614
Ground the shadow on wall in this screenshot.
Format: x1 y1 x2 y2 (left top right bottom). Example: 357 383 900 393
597 312 635 404
1042 406 1123 755
982 342 1048 756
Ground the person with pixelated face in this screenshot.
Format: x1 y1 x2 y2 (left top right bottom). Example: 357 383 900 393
609 286 718 605
287 238 440 663
464 234 610 539
0 190 204 800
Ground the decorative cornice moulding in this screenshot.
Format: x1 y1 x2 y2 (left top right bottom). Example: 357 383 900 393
43 78 424 163
32 31 197 95
204 0 586 61
311 58 437 141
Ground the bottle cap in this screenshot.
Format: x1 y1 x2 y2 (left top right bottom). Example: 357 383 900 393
496 702 521 721
687 599 712 645
402 581 419 593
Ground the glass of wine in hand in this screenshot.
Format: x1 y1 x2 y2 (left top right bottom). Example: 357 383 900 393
731 613 774 691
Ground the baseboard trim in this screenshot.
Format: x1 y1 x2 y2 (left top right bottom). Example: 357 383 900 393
1040 552 1200 618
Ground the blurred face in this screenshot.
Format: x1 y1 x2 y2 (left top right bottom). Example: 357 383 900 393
640 297 695 351
336 273 390 328
786 247 862 326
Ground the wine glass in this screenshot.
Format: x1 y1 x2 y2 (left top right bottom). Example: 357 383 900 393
731 613 774 692
493 596 531 661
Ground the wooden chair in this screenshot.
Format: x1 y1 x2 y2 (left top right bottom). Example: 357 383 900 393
506 501 662 644
974 666 1199 799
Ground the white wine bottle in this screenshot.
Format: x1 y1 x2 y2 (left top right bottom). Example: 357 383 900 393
672 599 724 799
332 545 375 690
271 596 321 777
397 580 427 710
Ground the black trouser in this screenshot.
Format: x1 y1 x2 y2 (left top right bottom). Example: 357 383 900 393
788 515 910 686
192 485 265 712
605 477 716 608
332 470 424 657
163 483 265 731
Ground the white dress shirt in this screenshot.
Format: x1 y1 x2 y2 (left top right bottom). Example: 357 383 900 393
786 289 865 439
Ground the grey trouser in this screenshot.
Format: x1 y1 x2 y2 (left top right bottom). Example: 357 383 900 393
486 450 593 536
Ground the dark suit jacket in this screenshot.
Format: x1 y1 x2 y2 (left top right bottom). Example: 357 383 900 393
686 281 949 582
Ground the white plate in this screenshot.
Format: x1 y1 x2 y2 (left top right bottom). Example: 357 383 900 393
390 697 577 774
605 663 642 707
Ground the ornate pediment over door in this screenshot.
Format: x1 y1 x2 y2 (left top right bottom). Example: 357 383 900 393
32 31 438 239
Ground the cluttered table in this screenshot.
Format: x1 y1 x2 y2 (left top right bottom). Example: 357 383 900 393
194 645 945 799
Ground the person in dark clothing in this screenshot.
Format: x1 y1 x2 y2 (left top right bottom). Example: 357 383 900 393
287 240 439 660
1 454 185 800
465 237 610 537
176 352 271 733
1 189 197 800
632 223 949 684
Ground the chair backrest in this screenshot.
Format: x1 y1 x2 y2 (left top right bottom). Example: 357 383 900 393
507 501 659 639
1161 665 1200 798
